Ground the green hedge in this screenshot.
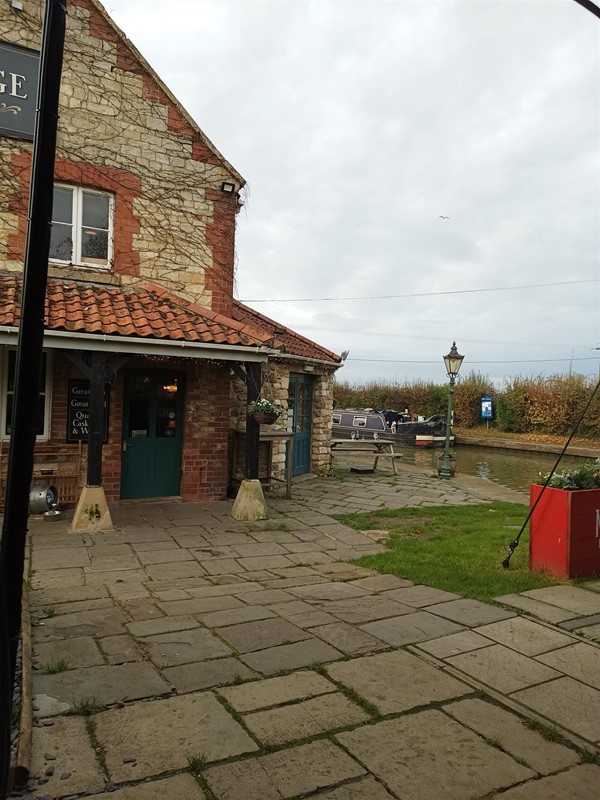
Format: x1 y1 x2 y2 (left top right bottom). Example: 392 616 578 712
333 372 600 439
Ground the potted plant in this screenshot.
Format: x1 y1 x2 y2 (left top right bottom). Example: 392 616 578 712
529 458 600 580
247 398 283 425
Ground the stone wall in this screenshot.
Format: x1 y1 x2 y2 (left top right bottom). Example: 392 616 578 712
0 0 240 315
230 361 336 483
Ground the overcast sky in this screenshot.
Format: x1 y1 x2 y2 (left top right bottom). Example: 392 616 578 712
109 0 600 386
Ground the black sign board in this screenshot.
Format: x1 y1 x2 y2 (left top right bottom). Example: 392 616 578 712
0 40 40 141
67 380 110 443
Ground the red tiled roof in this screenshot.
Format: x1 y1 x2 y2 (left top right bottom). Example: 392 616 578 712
233 300 342 365
0 275 268 348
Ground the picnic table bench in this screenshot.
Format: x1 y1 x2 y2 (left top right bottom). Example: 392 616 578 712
330 438 402 475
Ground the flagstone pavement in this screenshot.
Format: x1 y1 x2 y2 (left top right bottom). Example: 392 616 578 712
17 466 600 799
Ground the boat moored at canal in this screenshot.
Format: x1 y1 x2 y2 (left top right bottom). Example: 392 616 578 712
332 409 452 447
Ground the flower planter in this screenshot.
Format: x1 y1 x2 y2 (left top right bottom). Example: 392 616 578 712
529 484 600 580
252 411 278 425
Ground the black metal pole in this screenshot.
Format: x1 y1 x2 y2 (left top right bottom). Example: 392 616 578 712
87 352 106 485
0 2 66 795
245 362 261 480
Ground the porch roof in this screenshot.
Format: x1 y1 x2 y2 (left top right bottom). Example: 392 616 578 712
0 275 274 362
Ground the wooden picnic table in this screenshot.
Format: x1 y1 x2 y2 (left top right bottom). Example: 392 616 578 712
330 438 401 475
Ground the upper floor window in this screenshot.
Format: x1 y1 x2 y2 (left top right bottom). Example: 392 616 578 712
50 185 114 269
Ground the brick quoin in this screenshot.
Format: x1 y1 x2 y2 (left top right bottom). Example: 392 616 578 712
205 188 237 317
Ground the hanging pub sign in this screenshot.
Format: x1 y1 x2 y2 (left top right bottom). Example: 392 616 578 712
67 380 110 443
0 40 39 141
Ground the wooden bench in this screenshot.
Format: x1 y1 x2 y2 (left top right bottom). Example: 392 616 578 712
330 439 401 475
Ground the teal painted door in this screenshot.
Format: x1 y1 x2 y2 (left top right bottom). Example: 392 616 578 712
121 371 184 499
288 373 313 476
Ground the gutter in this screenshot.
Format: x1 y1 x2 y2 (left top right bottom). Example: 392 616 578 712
0 327 276 363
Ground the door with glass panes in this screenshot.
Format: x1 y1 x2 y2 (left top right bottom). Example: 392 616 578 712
121 371 184 499
288 373 313 476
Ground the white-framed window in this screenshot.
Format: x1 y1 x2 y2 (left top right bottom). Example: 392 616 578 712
49 185 114 269
1 348 52 441
353 416 367 428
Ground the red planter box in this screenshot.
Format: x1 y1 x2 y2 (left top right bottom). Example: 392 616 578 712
529 485 600 580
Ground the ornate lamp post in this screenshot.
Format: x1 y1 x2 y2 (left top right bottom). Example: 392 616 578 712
439 341 464 480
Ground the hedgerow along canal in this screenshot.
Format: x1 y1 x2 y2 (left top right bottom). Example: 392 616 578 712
405 445 597 493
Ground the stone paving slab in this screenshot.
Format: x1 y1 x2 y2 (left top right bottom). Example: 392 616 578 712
447 644 561 694
349 574 414 592
218 669 336 711
201 605 277 628
33 606 129 641
512 676 600 742
140 628 232 667
535 643 600 690
521 586 600 615
31 545 91 570
240 638 344 675
576 622 600 642
336 709 533 800
137 548 195 565
314 778 397 799
30 567 83 592
444 697 580 774
96 692 259 782
157 595 245 616
425 598 515 626
309 621 389 655
93 774 206 799
29 584 110 607
30 716 105 796
119 598 164 621
163 657 255 693
490 764 600 799
244 691 369 744
361 611 464 646
100 634 144 664
205 739 365 800
326 649 470 714
474 617 575 656
33 635 104 669
415 630 491 659
288 582 370 601
145 561 208 581
33 661 170 713
382 584 461 607
315 596 415 624
559 612 600 630
493 593 580 624
216 618 312 653
127 615 200 637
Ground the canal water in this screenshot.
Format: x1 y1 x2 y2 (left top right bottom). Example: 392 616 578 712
402 445 596 493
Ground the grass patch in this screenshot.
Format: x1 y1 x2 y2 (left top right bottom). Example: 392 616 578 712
71 696 102 716
41 658 70 674
522 716 561 742
85 718 107 771
577 747 600 766
187 752 208 775
40 605 57 618
337 684 382 719
334 502 561 604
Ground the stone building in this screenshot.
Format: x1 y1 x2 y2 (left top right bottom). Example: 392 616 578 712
0 0 341 506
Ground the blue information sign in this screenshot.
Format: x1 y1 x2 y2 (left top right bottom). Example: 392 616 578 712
481 396 493 420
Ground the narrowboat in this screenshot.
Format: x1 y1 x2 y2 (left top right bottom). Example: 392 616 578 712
331 409 451 447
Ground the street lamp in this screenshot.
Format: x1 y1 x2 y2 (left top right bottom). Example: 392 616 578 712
439 341 464 479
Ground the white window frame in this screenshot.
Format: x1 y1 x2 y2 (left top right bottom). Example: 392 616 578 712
50 184 114 270
0 348 52 441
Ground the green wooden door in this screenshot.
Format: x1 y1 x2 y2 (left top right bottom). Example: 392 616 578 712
288 373 313 476
120 371 184 499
